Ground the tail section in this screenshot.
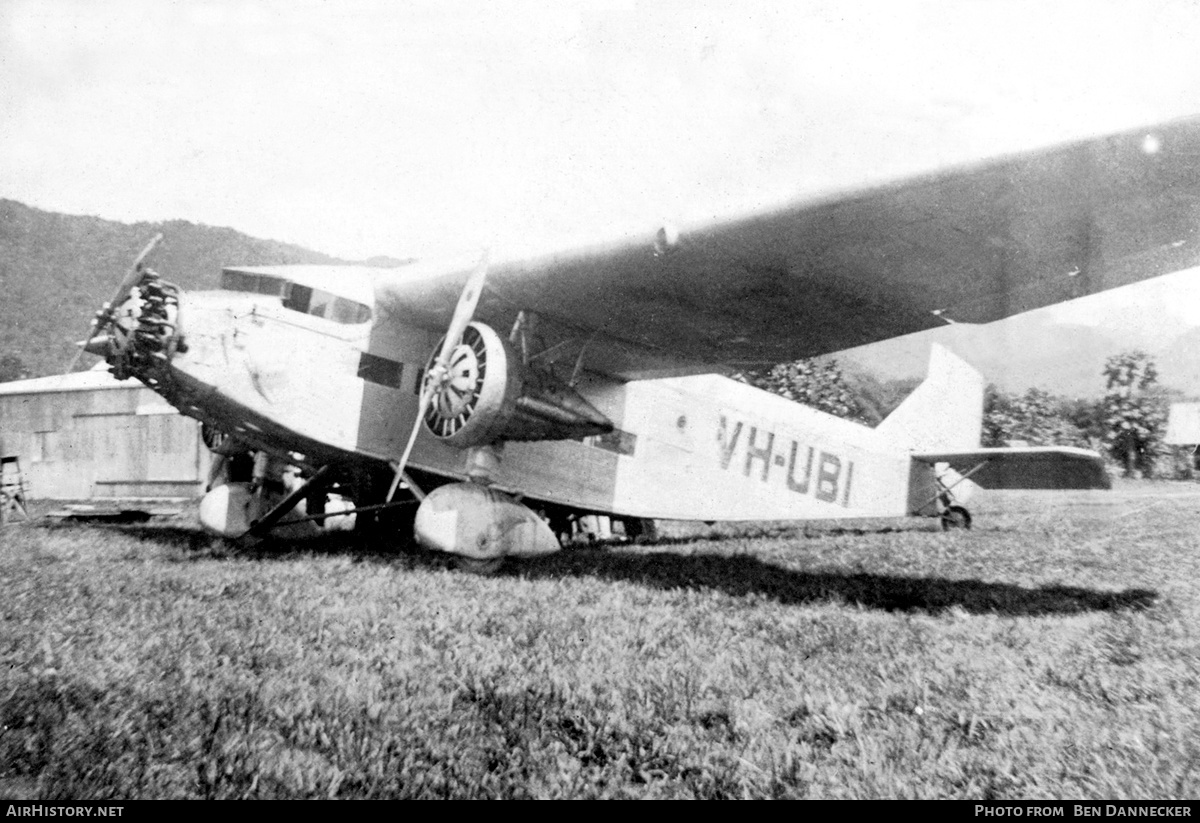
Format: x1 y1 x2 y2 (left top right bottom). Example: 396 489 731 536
876 344 983 453
876 345 983 516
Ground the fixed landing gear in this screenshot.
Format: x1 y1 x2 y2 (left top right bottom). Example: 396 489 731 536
940 504 972 531
917 463 975 532
412 481 560 561
622 517 659 543
199 446 416 542
537 504 657 545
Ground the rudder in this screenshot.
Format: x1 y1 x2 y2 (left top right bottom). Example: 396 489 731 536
876 344 983 453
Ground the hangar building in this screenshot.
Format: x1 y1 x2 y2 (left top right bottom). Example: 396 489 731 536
1166 402 1200 448
0 369 209 500
1166 402 1200 473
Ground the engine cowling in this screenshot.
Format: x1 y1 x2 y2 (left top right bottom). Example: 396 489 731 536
421 322 613 448
423 322 521 447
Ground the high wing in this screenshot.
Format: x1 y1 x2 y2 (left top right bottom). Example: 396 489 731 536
914 447 1111 491
375 116 1200 379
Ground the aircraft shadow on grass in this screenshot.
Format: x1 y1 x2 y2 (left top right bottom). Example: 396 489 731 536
510 548 1157 618
74 520 1158 619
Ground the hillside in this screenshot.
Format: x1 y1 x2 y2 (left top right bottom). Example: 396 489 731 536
0 199 369 377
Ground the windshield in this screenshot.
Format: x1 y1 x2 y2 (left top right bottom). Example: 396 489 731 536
221 270 371 325
221 270 286 297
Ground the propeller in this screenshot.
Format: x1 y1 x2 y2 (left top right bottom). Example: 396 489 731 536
69 233 164 372
386 250 490 500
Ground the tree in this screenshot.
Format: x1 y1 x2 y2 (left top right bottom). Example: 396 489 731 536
1102 350 1168 477
735 358 868 423
982 385 1088 448
0 353 30 383
837 369 923 426
1058 395 1108 445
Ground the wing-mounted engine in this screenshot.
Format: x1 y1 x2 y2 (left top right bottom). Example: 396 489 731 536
422 322 613 448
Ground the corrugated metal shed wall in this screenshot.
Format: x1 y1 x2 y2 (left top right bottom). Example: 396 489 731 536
1166 402 1200 446
0 378 209 499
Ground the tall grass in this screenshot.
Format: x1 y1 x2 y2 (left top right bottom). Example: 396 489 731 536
2 482 1198 798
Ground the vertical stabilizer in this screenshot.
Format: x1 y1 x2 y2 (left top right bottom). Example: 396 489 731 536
876 344 983 453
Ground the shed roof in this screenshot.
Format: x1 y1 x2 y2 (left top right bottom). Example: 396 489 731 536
0 367 133 397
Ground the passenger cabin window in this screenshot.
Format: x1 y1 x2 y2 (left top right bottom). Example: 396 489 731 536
283 284 371 324
221 271 371 324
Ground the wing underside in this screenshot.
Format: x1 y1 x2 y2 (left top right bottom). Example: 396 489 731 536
375 116 1200 379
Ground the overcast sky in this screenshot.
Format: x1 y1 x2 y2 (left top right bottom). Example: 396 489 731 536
3 0 1200 274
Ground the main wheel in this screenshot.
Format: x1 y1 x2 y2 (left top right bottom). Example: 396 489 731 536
940 505 972 531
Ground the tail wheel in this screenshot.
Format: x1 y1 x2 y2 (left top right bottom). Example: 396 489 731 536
940 505 972 531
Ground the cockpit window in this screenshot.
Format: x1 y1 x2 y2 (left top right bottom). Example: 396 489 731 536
221 271 371 324
221 270 287 297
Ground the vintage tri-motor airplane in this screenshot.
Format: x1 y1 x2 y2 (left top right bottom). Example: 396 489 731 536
77 116 1200 570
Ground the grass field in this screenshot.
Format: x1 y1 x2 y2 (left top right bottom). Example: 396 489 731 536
2 481 1199 799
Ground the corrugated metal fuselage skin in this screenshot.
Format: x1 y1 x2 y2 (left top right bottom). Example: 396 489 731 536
167 290 917 521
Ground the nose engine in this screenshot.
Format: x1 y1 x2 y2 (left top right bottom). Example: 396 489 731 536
83 269 186 387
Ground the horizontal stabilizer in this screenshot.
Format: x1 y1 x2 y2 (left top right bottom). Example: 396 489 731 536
912 447 1111 490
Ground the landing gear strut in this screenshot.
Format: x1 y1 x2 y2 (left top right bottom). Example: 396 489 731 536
198 447 420 543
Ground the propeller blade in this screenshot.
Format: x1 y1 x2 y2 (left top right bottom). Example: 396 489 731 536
386 249 491 499
386 380 436 501
434 250 489 372
70 233 164 372
66 336 89 375
108 232 164 312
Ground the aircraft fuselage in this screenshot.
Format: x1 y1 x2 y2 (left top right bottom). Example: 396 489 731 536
160 277 930 523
